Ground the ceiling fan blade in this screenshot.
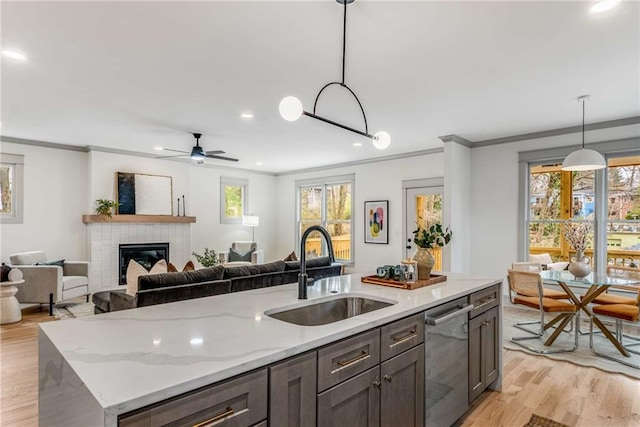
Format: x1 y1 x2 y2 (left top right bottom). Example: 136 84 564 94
205 153 239 162
159 148 190 154
205 150 225 155
155 154 189 159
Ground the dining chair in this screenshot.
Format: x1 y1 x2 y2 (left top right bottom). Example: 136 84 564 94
588 265 640 306
508 269 579 354
589 288 640 369
508 263 569 304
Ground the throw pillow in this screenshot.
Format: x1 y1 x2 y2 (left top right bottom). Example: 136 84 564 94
283 251 298 262
168 261 196 273
35 259 65 267
228 247 255 262
0 264 11 282
126 259 168 296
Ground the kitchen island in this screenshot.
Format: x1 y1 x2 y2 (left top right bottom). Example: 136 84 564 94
39 273 502 426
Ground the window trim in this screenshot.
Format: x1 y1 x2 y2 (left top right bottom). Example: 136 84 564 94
295 174 355 265
0 153 24 224
518 138 640 272
220 176 248 224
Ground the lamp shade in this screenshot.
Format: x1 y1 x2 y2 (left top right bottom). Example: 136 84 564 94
373 131 391 150
242 215 260 227
561 148 606 171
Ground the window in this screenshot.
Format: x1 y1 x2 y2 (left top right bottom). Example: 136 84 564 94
527 164 595 263
0 153 24 224
220 177 247 224
606 156 640 266
297 174 354 263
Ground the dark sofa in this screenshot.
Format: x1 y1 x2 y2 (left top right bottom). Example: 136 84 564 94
92 257 342 314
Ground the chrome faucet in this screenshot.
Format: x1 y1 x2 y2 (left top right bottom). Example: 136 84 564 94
299 225 336 299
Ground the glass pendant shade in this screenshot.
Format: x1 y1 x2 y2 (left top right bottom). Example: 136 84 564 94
561 148 606 171
279 96 303 121
372 131 391 150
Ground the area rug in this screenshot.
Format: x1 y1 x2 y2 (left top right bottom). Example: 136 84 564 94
53 302 95 320
503 306 640 380
524 414 569 427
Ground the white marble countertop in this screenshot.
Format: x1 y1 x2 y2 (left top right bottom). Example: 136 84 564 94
39 272 500 419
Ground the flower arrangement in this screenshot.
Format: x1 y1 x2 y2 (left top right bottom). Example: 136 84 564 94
412 222 453 249
563 221 592 255
192 248 219 267
95 199 120 218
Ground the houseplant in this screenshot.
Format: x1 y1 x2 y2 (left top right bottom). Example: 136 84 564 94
412 222 453 280
192 248 219 267
95 199 119 218
563 220 592 278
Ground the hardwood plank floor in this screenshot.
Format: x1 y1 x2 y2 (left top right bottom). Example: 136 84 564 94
1 306 639 426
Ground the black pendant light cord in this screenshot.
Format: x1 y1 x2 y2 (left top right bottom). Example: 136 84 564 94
309 0 370 136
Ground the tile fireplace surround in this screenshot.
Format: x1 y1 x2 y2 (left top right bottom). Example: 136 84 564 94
86 223 190 291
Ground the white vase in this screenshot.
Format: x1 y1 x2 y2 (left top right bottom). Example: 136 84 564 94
568 251 590 279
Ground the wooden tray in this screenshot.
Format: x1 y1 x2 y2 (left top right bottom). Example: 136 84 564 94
361 273 447 290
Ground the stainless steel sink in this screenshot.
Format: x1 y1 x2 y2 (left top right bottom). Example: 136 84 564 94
265 295 396 326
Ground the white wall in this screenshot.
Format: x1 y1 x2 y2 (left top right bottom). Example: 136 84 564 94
275 153 444 274
0 142 88 263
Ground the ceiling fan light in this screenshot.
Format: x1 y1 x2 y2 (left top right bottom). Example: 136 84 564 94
561 148 606 171
190 145 205 160
279 96 303 121
372 131 391 150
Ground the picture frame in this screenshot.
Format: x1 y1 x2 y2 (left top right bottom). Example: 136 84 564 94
364 200 389 244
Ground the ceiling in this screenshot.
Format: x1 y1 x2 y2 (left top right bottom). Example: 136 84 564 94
1 1 638 173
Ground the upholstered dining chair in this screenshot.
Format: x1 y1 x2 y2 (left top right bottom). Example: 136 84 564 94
589 287 640 369
508 263 569 303
587 265 640 306
508 269 579 354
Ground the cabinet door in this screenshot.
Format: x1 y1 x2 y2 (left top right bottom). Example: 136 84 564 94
317 367 380 427
483 307 500 387
468 314 484 403
380 344 424 427
269 351 317 427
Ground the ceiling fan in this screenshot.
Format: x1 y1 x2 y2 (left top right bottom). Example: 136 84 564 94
156 133 239 163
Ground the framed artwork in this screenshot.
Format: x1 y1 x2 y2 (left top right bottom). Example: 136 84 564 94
365 200 388 244
116 172 173 215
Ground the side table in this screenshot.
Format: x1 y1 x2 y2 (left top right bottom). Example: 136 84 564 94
1 280 25 324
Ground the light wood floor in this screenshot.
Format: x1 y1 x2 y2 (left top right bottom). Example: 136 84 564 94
1 307 639 427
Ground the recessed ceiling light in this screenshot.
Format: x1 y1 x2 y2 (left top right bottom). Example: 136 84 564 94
190 337 203 345
1 50 27 61
240 113 254 119
154 146 164 151
353 142 363 147
590 0 621 14
255 162 263 166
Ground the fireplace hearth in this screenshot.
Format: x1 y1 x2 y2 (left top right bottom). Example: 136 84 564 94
119 243 169 286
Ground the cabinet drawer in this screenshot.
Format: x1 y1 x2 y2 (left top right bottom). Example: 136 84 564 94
317 329 380 392
380 313 424 361
119 369 267 427
469 284 500 318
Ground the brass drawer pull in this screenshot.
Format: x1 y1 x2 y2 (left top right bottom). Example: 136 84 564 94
337 350 369 367
390 330 417 346
193 406 234 427
474 296 495 311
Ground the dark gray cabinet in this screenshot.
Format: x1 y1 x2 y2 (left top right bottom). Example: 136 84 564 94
269 351 317 427
380 344 424 427
317 366 381 427
469 304 500 403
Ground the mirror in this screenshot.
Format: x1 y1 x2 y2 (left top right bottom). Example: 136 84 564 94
116 172 173 215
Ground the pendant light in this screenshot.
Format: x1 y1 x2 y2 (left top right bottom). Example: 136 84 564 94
561 95 606 171
278 0 390 150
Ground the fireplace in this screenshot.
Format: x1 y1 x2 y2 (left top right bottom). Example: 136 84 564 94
119 243 169 286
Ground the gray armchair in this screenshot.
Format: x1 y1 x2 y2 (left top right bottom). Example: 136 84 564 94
9 251 89 315
220 241 264 266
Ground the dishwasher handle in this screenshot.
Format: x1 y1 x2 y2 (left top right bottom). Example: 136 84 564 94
425 303 474 326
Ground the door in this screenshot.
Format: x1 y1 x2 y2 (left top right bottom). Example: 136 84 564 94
404 186 444 263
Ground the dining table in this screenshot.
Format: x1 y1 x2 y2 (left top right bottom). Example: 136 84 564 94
540 270 640 357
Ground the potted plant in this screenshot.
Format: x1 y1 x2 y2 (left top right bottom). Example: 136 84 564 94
95 199 120 218
192 248 219 267
412 222 453 280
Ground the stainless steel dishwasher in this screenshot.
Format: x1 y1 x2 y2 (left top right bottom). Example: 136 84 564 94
424 297 474 427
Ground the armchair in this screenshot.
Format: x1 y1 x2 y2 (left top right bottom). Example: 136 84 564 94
220 241 264 266
9 251 89 315
529 253 569 271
